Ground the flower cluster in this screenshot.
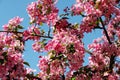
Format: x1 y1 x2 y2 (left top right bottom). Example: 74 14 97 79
0 17 27 79
0 0 120 80
27 0 59 26
3 16 23 31
32 41 44 52
38 28 85 79
71 0 120 34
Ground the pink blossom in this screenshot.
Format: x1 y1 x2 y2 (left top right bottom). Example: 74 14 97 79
8 16 23 26
91 73 102 80
3 36 13 45
108 74 119 80
26 68 36 74
38 56 49 72
32 41 44 52
49 74 61 80
55 19 69 31
71 2 84 15
2 24 9 31
50 60 65 75
23 26 40 41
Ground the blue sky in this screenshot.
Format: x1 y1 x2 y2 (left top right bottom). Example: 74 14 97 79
0 0 102 74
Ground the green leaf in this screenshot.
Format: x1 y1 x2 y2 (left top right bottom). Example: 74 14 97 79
66 43 76 53
29 20 36 24
17 25 24 29
37 4 42 9
46 68 50 75
46 64 50 75
39 22 43 26
41 30 45 35
71 77 75 80
46 7 51 14
2 52 7 61
0 59 4 65
50 54 55 60
74 23 79 29
0 52 7 65
2 52 7 57
24 62 30 67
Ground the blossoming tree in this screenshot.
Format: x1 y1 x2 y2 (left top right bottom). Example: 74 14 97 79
0 0 120 80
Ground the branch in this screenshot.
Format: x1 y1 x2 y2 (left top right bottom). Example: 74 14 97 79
72 66 93 78
99 17 115 73
99 17 112 44
109 55 115 73
0 30 53 39
61 74 65 80
85 49 92 55
41 35 53 39
0 30 22 34
33 34 53 39
26 74 42 80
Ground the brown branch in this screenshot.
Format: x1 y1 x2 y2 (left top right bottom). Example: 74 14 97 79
0 30 22 33
33 34 53 39
85 49 92 55
99 17 115 73
48 26 51 36
109 55 115 73
26 74 42 80
41 35 53 39
99 17 112 44
0 30 53 39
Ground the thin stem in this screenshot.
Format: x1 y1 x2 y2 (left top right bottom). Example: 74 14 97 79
48 26 51 37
